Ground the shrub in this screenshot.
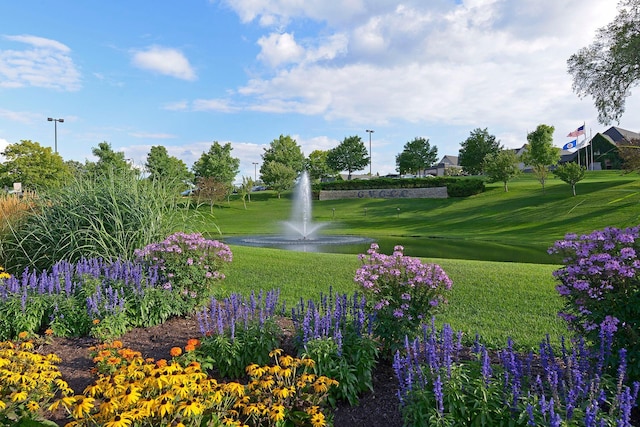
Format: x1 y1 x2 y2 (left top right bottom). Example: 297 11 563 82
355 243 452 357
2 170 185 273
196 291 282 378
549 226 640 379
291 290 378 406
0 192 35 267
135 232 233 311
394 322 640 426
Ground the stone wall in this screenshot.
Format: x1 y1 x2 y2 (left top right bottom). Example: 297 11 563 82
319 187 448 200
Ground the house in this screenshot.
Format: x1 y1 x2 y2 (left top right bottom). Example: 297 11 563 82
424 155 460 176
560 126 640 170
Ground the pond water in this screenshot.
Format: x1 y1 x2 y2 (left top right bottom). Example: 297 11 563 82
222 234 561 265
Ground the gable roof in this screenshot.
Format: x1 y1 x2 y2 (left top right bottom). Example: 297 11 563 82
602 126 640 144
438 155 459 166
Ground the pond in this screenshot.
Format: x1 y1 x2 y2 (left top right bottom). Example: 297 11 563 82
222 234 561 265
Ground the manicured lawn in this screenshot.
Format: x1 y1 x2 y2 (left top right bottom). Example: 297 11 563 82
183 171 639 349
222 245 564 350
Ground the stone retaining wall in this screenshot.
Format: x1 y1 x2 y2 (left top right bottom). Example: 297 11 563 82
319 187 448 200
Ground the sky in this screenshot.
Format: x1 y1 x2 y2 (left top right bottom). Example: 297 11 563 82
1 0 638 183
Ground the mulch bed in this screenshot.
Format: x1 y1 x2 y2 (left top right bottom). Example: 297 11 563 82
40 314 403 427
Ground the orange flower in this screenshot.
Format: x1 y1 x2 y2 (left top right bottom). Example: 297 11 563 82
112 340 123 348
45 328 54 336
18 331 28 340
170 347 182 357
185 344 196 352
187 338 200 347
92 319 101 325
156 359 168 368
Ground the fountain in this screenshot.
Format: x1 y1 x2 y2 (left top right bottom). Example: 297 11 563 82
225 171 372 252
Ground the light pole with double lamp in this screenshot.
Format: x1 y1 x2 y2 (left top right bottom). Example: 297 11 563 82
47 117 64 154
365 129 374 176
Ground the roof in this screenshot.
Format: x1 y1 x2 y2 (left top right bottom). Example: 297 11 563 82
438 155 459 166
602 126 640 144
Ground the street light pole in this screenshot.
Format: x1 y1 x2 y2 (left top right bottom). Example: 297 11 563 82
365 129 374 176
252 162 259 181
47 117 64 154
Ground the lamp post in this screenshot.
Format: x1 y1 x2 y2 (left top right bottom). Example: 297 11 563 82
365 129 374 176
47 117 64 154
252 162 259 181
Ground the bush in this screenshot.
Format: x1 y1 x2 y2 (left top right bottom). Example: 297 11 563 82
291 290 378 406
394 322 640 426
355 243 452 357
134 232 233 311
1 170 185 274
549 226 640 380
196 291 282 378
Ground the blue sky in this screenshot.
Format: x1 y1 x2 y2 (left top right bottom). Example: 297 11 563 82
1 0 638 182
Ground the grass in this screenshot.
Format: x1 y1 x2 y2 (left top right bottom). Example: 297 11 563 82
190 171 640 263
222 246 564 350
186 171 639 349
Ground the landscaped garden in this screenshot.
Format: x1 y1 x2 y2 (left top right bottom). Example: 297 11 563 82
0 170 639 426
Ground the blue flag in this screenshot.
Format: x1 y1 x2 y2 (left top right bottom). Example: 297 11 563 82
563 140 577 150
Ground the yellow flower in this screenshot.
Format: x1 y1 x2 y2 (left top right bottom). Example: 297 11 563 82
104 414 133 427
11 390 28 402
269 404 286 422
26 400 40 412
156 396 175 418
178 399 204 418
72 396 96 419
225 381 245 397
310 411 326 427
269 348 283 358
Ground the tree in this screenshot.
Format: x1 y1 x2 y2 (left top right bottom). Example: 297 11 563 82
395 137 438 176
521 124 560 193
0 140 71 190
307 150 335 182
567 0 640 124
458 128 502 175
261 135 305 175
86 141 134 178
192 142 240 186
484 149 521 192
619 138 640 173
261 160 297 198
239 176 254 209
326 136 369 180
146 145 192 185
554 162 586 196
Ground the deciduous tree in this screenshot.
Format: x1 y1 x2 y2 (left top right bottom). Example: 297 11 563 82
86 141 134 178
261 135 305 175
146 145 192 185
619 138 640 173
567 0 640 124
554 162 586 196
395 137 438 176
192 142 240 185
0 140 71 190
458 128 501 175
326 136 369 180
307 150 335 182
484 149 520 192
522 124 560 193
261 160 297 198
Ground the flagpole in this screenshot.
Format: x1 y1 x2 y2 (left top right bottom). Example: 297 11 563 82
589 128 593 170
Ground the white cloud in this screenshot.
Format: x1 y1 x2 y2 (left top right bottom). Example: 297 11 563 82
257 33 304 67
0 109 40 124
192 98 238 112
0 34 81 90
131 46 196 81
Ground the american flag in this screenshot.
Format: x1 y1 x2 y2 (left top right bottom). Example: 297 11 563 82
567 125 585 138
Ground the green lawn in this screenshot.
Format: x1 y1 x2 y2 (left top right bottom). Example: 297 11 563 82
181 171 639 349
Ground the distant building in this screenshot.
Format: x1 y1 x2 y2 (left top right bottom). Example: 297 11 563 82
559 126 640 170
424 155 460 176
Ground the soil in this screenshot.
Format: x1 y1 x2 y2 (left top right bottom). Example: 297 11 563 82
40 314 404 427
